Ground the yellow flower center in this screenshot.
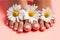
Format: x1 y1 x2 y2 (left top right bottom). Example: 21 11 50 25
13 10 19 17
44 12 50 18
28 10 35 17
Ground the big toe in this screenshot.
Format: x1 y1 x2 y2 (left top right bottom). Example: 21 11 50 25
32 21 40 31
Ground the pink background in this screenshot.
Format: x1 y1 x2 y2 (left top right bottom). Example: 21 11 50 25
0 0 60 40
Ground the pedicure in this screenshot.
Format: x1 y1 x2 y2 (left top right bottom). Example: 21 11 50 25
6 2 55 33
40 27 46 32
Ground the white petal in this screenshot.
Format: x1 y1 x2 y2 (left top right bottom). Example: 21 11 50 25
29 18 34 23
10 17 16 23
12 4 19 10
30 5 38 11
44 18 51 22
13 6 17 10
19 12 23 20
42 8 46 11
15 4 21 10
30 6 34 10
20 9 26 14
19 10 26 20
19 16 23 20
33 4 38 10
24 14 29 20
7 11 13 16
34 15 39 20
8 15 13 19
41 11 45 15
40 16 45 20
8 7 13 12
16 17 20 22
26 5 31 11
33 18 38 21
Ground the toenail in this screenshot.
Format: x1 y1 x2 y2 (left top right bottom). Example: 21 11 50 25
33 24 39 27
14 28 17 30
25 25 31 29
18 29 23 32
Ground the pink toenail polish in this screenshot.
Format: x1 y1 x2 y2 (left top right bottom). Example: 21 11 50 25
46 24 50 29
9 26 13 29
17 29 23 33
13 27 17 31
40 27 46 32
24 26 31 32
25 26 31 29
32 24 39 31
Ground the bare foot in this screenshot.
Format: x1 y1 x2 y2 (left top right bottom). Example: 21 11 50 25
33 0 55 30
6 0 27 33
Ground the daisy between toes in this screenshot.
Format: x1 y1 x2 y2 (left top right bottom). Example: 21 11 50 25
6 4 55 33
24 4 40 31
40 7 55 29
7 4 25 32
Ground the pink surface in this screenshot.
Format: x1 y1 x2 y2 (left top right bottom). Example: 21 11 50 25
0 0 60 40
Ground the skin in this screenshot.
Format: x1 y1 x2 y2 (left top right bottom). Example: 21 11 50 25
24 20 31 32
32 21 40 31
33 0 55 31
7 0 55 33
7 0 32 32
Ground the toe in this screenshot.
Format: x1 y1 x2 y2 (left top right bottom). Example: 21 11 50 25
44 22 50 29
50 19 54 27
24 23 31 32
40 26 46 32
32 21 40 31
39 19 46 32
6 19 9 26
13 22 18 31
53 19 55 24
9 20 14 29
17 21 23 33
24 20 31 32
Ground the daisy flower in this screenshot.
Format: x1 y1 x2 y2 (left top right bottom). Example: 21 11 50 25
7 4 25 23
40 7 54 22
24 4 40 23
